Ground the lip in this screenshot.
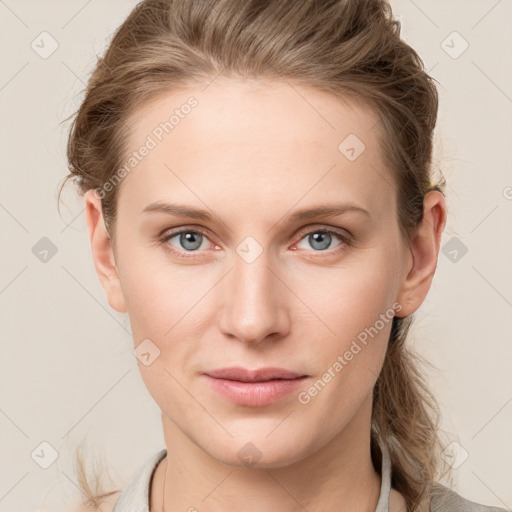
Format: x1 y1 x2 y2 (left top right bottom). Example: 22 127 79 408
203 367 308 407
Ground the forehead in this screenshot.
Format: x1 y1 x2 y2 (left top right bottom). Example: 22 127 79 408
117 78 395 220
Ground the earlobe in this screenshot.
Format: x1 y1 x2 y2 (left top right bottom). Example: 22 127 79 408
395 190 447 318
84 189 127 314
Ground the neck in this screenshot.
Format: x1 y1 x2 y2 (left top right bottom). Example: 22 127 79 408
151 396 382 512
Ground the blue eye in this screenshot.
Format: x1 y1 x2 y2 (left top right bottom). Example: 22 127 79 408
296 229 348 252
165 230 210 252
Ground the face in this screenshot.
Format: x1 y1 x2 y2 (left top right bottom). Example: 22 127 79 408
91 78 417 468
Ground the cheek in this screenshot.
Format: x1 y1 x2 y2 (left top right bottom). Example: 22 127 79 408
121 260 205 414
295 251 398 397
118 246 198 337
118 252 218 403
300 254 399 341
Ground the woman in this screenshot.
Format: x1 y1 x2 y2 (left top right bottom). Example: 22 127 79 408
60 0 509 511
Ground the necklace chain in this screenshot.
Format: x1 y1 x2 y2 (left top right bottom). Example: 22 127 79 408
161 456 168 512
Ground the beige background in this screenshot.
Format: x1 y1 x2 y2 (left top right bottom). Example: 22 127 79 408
1 0 511 510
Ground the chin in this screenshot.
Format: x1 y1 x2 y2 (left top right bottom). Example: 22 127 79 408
199 427 317 469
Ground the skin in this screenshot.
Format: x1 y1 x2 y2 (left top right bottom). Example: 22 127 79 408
84 77 446 512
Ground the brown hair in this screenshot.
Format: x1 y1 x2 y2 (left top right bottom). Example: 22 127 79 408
60 0 452 510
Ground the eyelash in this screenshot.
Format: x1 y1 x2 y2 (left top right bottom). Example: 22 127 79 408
158 225 353 259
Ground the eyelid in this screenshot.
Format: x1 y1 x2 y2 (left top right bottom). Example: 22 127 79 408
293 224 353 243
159 224 214 240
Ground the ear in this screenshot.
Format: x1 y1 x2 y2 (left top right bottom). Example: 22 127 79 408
395 190 447 317
84 189 127 314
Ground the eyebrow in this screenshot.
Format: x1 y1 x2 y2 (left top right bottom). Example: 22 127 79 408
141 201 371 223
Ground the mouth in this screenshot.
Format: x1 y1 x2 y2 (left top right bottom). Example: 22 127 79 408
203 367 309 407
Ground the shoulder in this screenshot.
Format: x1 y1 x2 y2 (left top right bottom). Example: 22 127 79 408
430 482 511 512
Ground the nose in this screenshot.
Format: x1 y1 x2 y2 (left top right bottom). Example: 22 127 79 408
218 247 290 345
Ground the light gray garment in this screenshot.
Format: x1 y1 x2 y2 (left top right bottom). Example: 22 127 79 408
112 437 510 512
